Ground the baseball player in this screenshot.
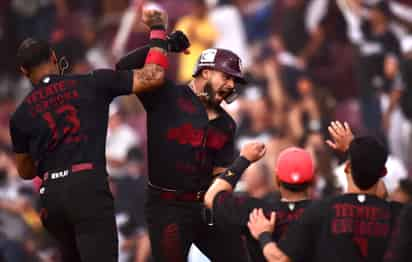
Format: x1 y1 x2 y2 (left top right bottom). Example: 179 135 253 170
117 46 251 261
204 142 315 262
9 8 169 262
248 124 403 262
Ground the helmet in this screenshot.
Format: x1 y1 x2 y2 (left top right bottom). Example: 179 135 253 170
192 48 246 84
275 147 314 184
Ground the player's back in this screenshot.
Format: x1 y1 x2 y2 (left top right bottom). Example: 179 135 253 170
10 70 133 177
314 194 402 262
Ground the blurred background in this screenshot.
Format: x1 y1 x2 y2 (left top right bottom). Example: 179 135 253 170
0 0 412 261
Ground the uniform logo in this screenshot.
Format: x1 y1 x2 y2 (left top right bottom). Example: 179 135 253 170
225 170 235 177
200 49 217 63
43 77 50 84
291 172 300 182
50 170 69 180
357 194 366 203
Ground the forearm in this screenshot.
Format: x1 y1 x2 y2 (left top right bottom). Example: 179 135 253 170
132 25 168 94
15 153 37 180
204 178 232 209
116 45 150 70
263 243 291 262
204 156 251 208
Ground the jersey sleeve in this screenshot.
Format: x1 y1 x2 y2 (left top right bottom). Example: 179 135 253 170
91 69 133 99
212 191 266 230
9 115 30 154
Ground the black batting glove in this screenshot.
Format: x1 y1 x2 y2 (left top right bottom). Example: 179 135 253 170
167 30 190 53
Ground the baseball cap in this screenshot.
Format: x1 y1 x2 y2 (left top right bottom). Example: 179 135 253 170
275 147 314 184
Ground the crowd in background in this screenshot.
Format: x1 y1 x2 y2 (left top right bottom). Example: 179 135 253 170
0 0 412 261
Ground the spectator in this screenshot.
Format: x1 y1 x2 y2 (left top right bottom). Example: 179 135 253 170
106 103 140 176
174 0 217 82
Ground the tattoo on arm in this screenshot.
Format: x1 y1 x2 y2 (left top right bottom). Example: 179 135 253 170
132 62 165 94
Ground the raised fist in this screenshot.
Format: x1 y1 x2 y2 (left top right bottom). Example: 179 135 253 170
240 142 266 162
142 7 168 29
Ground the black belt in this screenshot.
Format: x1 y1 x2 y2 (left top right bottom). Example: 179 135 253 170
148 182 205 202
43 162 94 181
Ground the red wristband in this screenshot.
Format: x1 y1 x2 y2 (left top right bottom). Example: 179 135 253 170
145 49 168 69
150 30 166 40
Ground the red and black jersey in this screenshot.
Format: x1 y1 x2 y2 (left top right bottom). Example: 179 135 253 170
9 70 133 176
384 204 412 262
212 191 311 262
137 81 236 192
278 194 403 262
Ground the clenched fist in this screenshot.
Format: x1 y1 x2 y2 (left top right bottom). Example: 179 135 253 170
240 142 266 162
142 7 168 29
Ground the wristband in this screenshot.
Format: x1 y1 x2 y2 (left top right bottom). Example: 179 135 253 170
150 30 166 40
218 156 251 188
149 26 168 50
145 49 168 69
258 231 273 249
149 39 168 50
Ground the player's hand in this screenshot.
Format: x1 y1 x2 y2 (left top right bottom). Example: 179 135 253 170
247 208 276 240
240 142 266 162
167 31 190 53
325 121 354 152
142 7 168 29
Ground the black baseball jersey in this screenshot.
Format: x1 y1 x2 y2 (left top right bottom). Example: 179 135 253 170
278 194 403 262
212 191 311 262
10 70 133 176
384 204 412 262
137 82 236 192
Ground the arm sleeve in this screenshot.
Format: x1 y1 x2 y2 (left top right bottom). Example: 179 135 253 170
115 45 150 71
91 69 133 99
278 202 324 261
212 191 266 229
9 116 30 153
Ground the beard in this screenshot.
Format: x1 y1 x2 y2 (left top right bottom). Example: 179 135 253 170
202 81 220 108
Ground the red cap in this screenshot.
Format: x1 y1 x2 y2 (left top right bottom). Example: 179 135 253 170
275 147 314 184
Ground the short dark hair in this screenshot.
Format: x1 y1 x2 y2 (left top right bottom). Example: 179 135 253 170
280 181 311 192
348 136 388 190
17 38 52 71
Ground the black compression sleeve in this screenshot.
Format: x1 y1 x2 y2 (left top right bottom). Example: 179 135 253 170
115 45 150 70
218 156 251 188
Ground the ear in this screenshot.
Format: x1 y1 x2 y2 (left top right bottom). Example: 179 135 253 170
20 66 29 77
201 69 210 80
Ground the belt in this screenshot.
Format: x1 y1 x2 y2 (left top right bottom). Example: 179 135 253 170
148 182 205 202
43 162 94 181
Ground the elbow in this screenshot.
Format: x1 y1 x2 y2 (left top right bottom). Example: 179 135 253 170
204 190 215 209
204 191 213 209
